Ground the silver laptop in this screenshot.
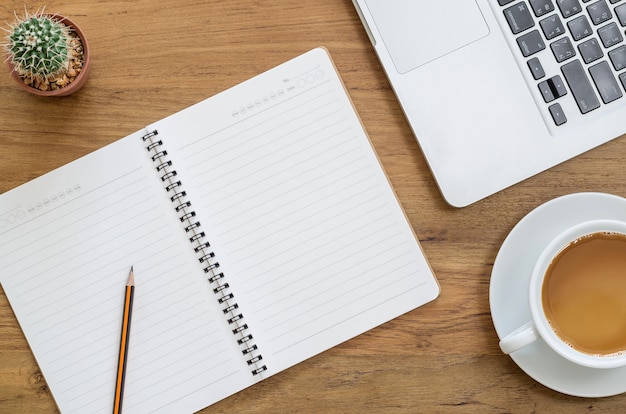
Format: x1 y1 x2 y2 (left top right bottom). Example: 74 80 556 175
352 0 626 207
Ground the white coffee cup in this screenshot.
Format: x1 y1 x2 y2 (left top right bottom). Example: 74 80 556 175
499 219 626 369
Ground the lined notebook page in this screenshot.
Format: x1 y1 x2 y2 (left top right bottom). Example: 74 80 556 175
0 48 438 414
0 134 253 413
151 48 439 374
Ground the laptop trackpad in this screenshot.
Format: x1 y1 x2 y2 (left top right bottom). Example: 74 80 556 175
364 0 489 73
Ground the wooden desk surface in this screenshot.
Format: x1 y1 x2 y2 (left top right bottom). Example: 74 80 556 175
1 1 625 412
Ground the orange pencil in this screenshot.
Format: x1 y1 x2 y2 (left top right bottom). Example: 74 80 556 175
113 266 135 414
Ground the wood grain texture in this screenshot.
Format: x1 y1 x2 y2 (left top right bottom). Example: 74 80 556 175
1 0 625 412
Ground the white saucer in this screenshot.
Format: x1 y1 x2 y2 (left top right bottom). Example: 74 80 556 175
490 192 626 398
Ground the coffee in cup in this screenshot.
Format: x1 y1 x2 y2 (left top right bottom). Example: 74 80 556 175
499 219 626 369
542 230 626 357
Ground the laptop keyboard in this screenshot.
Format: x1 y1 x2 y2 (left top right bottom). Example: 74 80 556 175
498 0 626 126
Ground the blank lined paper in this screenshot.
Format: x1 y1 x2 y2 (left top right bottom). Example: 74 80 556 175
152 48 439 374
0 136 248 413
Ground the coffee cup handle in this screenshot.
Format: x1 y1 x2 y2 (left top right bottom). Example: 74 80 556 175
499 321 539 354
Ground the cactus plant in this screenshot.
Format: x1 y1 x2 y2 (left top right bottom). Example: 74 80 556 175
3 8 90 95
7 12 71 81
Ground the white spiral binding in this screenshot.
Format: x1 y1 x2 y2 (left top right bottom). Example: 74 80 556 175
142 130 267 376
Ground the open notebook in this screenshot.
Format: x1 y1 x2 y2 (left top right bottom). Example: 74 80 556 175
0 48 439 413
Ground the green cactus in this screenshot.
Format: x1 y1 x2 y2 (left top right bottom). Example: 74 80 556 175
4 11 72 81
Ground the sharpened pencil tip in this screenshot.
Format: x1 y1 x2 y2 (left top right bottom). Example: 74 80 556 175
127 266 135 286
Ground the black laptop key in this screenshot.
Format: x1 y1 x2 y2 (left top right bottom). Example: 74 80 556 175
540 14 566 39
609 45 626 70
499 0 516 5
549 75 568 98
549 103 568 125
518 30 546 56
505 2 535 34
589 60 623 103
561 59 601 113
616 4 626 26
551 37 577 62
567 15 593 40
598 22 624 47
539 80 557 102
530 0 556 16
586 0 612 25
578 37 604 63
620 72 626 90
528 57 546 79
557 0 583 18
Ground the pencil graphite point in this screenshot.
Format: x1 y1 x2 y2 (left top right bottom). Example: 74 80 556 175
128 266 135 286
